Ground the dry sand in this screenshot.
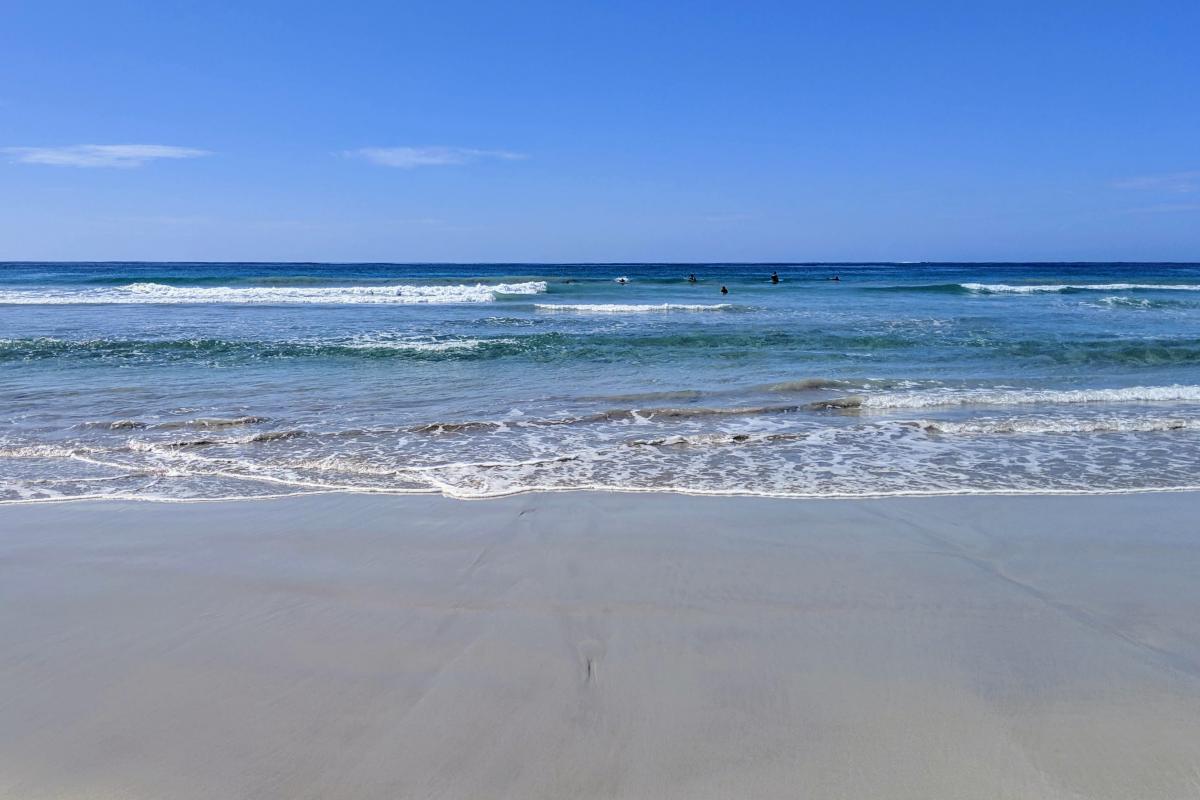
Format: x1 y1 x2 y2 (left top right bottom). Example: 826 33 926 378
2 491 1200 799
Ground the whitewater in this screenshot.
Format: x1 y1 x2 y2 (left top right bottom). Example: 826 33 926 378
0 280 548 304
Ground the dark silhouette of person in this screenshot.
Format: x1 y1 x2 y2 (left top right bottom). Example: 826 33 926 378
830 275 840 282
617 277 627 285
770 271 779 284
720 286 729 295
688 273 697 283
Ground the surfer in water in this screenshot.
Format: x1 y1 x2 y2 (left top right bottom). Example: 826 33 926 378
770 271 779 284
720 285 729 295
688 273 697 283
617 277 627 285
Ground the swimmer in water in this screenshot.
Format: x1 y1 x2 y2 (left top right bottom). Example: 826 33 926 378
771 271 779 284
617 277 627 285
830 275 840 282
720 286 728 295
688 273 697 283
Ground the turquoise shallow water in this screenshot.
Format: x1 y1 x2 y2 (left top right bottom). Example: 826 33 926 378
3 261 1200 501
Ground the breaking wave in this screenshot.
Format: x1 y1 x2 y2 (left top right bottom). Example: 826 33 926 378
337 335 515 351
76 416 267 431
914 417 1200 435
0 281 548 305
872 282 1200 295
127 430 305 450
961 282 1200 294
410 403 807 434
840 385 1200 410
534 303 734 313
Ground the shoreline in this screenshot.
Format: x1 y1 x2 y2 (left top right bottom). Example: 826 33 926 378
8 479 1200 507
4 491 1200 798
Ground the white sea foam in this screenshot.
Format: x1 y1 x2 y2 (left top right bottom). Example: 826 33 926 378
856 385 1200 409
338 335 516 351
0 444 85 459
9 406 1200 503
1096 296 1153 308
0 281 548 305
535 303 733 313
962 282 1200 294
915 416 1200 435
624 431 814 447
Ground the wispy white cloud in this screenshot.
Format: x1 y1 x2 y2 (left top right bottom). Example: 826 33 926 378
2 144 211 168
703 213 755 224
101 214 212 225
344 146 527 169
1119 202 1200 215
1113 170 1200 193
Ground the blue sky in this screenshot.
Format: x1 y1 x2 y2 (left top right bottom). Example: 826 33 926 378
2 1 1198 262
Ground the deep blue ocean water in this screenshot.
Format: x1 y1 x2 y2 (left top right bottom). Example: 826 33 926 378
4 261 1200 501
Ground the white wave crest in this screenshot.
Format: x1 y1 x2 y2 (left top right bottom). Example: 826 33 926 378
916 416 1200 435
0 281 548 305
535 303 733 313
1095 296 1153 308
337 335 516 351
0 444 84 459
962 282 1200 294
858 385 1200 409
127 430 305 451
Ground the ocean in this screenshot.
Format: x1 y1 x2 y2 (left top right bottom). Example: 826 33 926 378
3 261 1200 502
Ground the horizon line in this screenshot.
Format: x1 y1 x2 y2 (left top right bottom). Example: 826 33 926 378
2 260 1199 267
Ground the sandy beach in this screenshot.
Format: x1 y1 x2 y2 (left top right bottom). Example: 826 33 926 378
2 491 1200 799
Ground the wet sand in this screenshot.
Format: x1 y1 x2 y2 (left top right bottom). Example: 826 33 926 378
2 491 1199 799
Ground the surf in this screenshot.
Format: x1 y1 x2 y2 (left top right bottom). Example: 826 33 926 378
0 280 549 305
